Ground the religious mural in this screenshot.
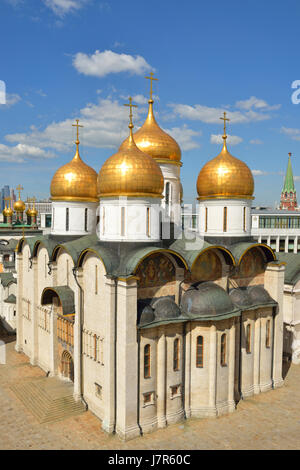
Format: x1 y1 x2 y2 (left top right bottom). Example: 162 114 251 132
238 247 265 278
191 250 223 282
136 253 176 288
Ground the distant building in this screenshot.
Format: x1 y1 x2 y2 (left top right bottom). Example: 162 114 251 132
251 209 300 253
279 153 298 211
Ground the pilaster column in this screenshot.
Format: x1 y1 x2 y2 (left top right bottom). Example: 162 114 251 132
264 263 285 388
184 322 191 418
208 324 217 415
102 276 117 435
49 266 58 376
15 253 23 353
157 326 166 428
175 268 185 304
253 312 261 394
30 258 38 365
228 319 236 411
73 269 82 401
115 278 140 440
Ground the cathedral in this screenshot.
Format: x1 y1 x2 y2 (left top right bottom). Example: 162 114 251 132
15 76 285 440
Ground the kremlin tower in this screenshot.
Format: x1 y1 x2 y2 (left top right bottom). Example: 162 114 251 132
279 153 298 211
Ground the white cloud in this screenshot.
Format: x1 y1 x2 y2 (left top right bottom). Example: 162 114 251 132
164 125 201 151
281 127 300 141
210 134 243 145
73 50 153 78
4 96 200 161
0 93 21 108
43 0 89 16
294 176 300 181
169 96 280 124
250 139 263 145
5 97 137 152
0 143 56 162
235 96 281 111
251 169 269 176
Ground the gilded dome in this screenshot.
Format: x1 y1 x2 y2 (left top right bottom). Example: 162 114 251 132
14 199 26 212
98 123 164 198
127 100 181 165
3 206 13 217
51 143 98 203
197 137 254 200
27 207 37 217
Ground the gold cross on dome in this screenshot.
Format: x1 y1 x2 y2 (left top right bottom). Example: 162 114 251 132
4 196 11 208
16 185 23 200
220 111 230 137
145 72 158 100
288 152 292 157
124 97 138 125
72 119 83 142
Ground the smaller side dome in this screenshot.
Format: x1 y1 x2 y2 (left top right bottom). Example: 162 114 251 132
181 281 236 318
50 121 98 203
3 206 13 217
197 113 254 200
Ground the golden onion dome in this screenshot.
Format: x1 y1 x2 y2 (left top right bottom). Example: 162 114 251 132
50 141 98 203
3 206 13 217
14 199 26 212
197 132 254 200
127 99 181 165
98 119 164 199
27 207 37 217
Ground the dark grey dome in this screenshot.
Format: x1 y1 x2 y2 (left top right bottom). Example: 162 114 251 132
248 285 275 304
181 281 236 318
151 297 181 321
229 288 253 308
229 285 275 309
139 305 155 325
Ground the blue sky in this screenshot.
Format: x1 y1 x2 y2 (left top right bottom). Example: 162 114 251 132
0 0 300 206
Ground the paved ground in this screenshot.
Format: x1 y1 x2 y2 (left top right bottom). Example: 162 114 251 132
0 339 299 450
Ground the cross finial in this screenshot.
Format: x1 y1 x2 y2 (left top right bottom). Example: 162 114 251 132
145 72 158 101
16 185 23 200
72 119 83 144
124 97 138 127
288 152 292 158
4 196 11 209
220 111 230 138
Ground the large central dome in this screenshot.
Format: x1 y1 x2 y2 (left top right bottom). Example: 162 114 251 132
197 136 254 200
97 122 164 198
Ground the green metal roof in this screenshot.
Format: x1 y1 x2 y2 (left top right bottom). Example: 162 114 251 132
276 252 300 285
0 272 16 287
41 286 75 315
4 294 16 304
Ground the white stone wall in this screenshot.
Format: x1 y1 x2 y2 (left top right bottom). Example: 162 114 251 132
80 253 107 420
98 197 162 242
198 199 252 237
51 200 97 236
160 163 181 227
